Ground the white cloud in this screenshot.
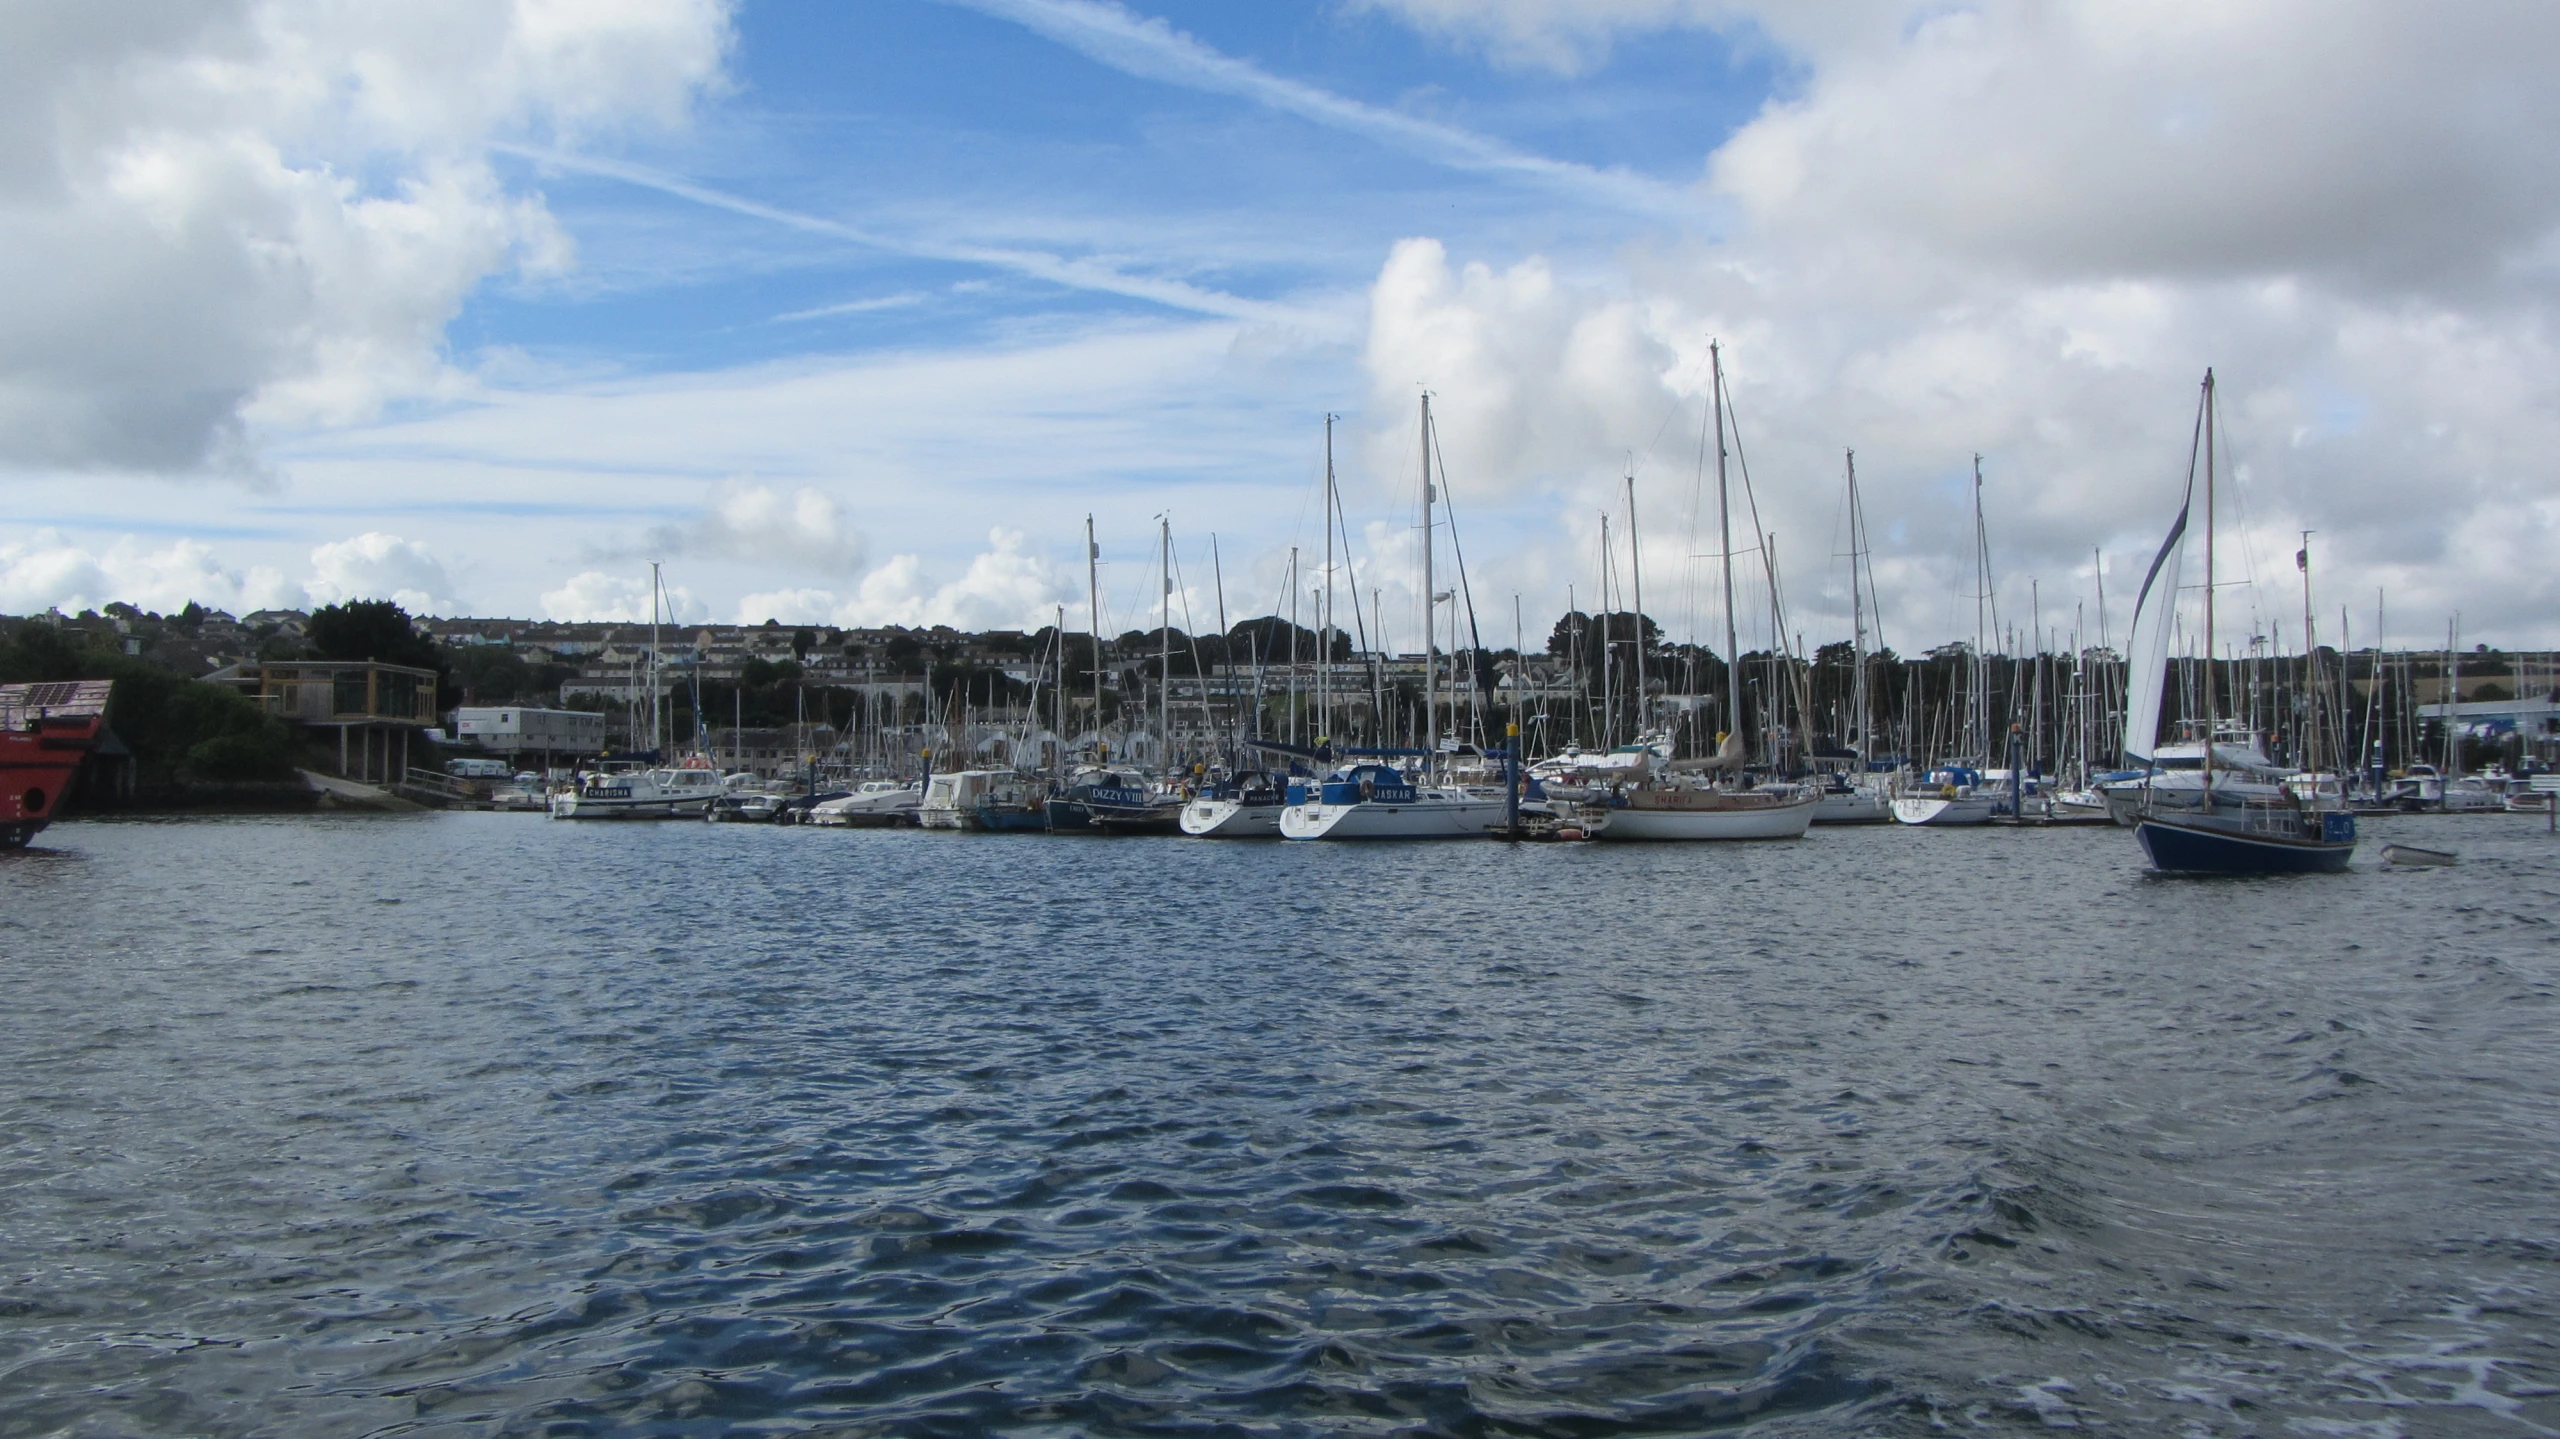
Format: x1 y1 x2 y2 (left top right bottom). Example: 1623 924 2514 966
0 0 732 473
541 569 706 623
303 532 461 614
0 530 294 616
1348 0 2560 645
648 479 864 572
739 529 1069 633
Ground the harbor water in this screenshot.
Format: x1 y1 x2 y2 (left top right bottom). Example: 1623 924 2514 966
4 813 2556 1435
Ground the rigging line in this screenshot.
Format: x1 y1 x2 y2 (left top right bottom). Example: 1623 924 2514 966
1424 412 1493 703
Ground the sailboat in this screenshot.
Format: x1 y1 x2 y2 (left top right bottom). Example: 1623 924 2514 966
1814 449 1893 823
1593 340 1816 841
2126 370 2356 873
1893 457 2004 827
1282 394 1512 840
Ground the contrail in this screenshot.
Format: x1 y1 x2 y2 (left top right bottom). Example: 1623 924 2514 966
498 145 1336 329
946 0 1705 223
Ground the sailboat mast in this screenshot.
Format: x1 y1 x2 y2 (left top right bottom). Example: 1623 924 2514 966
1422 393 1438 761
1971 456 1990 760
1599 514 1614 748
2202 370 2217 794
2299 531 2317 776
1159 516 1172 774
1713 342 1739 755
649 560 663 756
1086 515 1102 761
1627 469 1646 740
1848 450 1868 760
1323 416 1337 748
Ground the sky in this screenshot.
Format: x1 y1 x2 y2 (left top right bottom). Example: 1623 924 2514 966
3 0 2557 656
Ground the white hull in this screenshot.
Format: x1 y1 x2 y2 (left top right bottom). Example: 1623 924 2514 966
1281 793 1508 840
1180 799 1285 837
1600 794 1816 840
1810 788 1892 825
1891 793 1999 826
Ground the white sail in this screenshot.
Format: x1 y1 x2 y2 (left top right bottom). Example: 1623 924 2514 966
2121 464 2194 765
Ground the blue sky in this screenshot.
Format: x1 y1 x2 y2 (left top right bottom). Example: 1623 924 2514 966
4 1 2555 648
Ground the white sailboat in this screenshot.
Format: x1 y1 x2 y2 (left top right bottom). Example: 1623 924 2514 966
1281 394 1509 841
1894 457 2003 827
1814 449 1894 824
1593 341 1815 841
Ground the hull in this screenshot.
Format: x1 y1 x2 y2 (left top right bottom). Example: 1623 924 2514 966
1810 788 1892 825
1180 799 1287 837
1 680 111 849
1043 797 1096 832
1600 792 1816 841
1891 793 1999 826
2134 813 2357 874
1281 794 1508 840
974 804 1052 832
553 793 715 819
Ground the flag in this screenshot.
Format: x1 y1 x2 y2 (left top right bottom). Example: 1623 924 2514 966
2295 548 2307 572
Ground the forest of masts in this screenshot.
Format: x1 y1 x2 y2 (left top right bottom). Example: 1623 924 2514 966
644 613 2556 780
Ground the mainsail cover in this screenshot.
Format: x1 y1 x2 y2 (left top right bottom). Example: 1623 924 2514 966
2121 423 2201 765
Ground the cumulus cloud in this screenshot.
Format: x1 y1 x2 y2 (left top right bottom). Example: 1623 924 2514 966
737 529 1068 632
303 532 461 614
541 569 707 623
1353 0 2560 643
0 530 294 616
0 0 731 474
647 479 864 572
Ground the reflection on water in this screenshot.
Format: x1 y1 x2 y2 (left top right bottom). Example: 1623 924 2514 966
2 813 2556 1435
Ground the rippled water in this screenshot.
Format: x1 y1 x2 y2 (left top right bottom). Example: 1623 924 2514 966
4 813 2557 1436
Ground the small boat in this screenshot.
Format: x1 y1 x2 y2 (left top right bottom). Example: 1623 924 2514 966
553 762 724 819
1179 771 1289 837
2505 787 2556 815
1280 763 1509 840
919 770 1044 831
1594 779 1816 840
806 780 921 827
1 680 111 849
2381 843 2457 867
2136 798 2358 874
1808 770 1894 824
1891 765 2000 826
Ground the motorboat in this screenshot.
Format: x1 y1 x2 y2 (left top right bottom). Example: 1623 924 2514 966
1280 763 1509 840
1046 766 1181 834
806 780 921 827
553 762 724 819
919 770 1044 831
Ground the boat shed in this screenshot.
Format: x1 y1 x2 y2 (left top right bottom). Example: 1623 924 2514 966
207 661 438 785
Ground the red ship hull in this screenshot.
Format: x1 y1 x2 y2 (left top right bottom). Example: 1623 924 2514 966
2 680 112 849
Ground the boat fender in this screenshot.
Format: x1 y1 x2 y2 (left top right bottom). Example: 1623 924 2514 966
1941 783 1957 798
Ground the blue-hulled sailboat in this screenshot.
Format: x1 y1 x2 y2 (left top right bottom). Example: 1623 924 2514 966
2124 370 2355 875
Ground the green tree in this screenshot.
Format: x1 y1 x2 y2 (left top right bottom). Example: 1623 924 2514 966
307 600 442 669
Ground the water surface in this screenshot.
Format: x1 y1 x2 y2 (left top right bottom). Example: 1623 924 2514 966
4 813 2556 1435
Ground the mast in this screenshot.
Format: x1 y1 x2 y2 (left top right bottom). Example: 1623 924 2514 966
1421 393 1438 761
1055 604 1067 769
1713 342 1739 757
1086 515 1103 761
1323 415 1337 749
1971 456 1991 762
2202 369 2217 795
1159 515 1172 774
1210 536 1230 757
1287 546 1299 745
649 560 663 756
2299 531 2317 776
1627 469 1646 741
1847 450 1869 760
1599 513 1614 748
